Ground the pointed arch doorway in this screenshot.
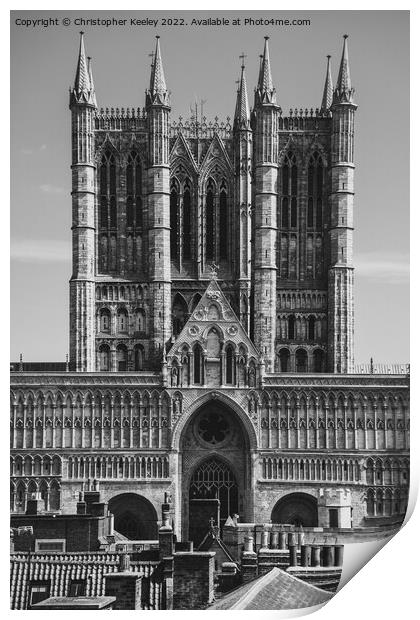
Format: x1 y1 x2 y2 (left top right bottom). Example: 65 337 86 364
179 398 252 545
189 457 239 545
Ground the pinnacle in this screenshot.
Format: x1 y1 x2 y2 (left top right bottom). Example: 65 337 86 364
150 36 167 96
235 63 250 125
336 34 351 93
321 55 333 110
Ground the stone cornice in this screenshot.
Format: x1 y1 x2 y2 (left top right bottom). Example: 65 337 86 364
10 372 161 388
263 374 409 389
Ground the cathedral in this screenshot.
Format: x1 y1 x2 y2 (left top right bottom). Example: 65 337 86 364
10 33 409 545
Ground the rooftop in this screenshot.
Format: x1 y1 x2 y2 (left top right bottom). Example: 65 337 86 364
208 566 333 610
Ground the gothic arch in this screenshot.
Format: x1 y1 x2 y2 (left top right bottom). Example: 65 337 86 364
303 143 329 167
108 493 158 540
171 391 258 451
95 138 118 162
271 492 318 526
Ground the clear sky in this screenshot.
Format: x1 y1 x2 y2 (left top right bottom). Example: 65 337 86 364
10 10 409 363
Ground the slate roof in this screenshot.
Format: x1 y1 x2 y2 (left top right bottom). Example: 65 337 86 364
10 552 162 610
208 567 333 610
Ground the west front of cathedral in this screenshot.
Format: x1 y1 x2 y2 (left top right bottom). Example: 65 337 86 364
10 34 409 544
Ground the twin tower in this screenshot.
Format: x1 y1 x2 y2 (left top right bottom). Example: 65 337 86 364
69 34 356 375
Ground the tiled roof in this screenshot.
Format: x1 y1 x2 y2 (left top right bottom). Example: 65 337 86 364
208 567 333 610
10 552 162 610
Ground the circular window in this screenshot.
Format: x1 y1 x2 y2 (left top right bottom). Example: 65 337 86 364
196 409 231 446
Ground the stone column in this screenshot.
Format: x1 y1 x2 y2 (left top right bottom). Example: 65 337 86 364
322 545 334 567
311 545 321 567
300 544 310 567
241 536 258 582
334 545 344 567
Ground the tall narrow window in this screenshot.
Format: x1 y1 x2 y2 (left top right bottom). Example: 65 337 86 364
206 180 215 260
99 308 111 333
172 294 187 337
100 151 117 227
308 315 316 340
170 178 179 260
99 151 117 272
135 156 142 228
117 345 128 371
296 349 308 373
308 152 324 230
183 181 191 260
279 348 290 372
134 344 144 371
279 152 298 279
281 152 298 230
100 159 108 228
316 160 323 231
109 156 117 228
117 308 128 333
126 160 134 227
193 344 202 384
219 180 228 260
226 345 234 385
307 197 314 227
288 315 295 340
290 198 297 228
126 152 142 229
99 344 110 371
281 165 289 228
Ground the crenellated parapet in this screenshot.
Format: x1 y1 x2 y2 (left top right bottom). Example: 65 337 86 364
94 108 147 131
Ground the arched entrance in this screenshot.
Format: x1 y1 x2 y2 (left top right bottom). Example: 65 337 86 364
180 399 251 544
188 457 239 544
108 493 158 540
271 493 318 527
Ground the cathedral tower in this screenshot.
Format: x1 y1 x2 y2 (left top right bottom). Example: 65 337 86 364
252 38 279 371
69 33 97 371
328 36 356 372
146 37 172 358
233 60 252 333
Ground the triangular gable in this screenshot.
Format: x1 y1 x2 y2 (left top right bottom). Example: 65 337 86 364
170 132 198 173
199 132 233 173
197 530 238 567
167 278 259 360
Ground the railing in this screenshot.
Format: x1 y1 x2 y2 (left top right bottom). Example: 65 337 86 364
169 116 232 139
354 364 409 375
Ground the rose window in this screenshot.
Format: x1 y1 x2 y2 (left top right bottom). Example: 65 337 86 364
197 410 231 445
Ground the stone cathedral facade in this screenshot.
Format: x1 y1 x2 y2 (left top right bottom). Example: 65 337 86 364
10 34 409 543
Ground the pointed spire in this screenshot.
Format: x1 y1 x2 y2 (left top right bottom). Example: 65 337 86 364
234 60 250 129
70 32 96 107
321 55 333 110
87 57 97 108
257 54 263 90
147 36 169 106
259 37 273 93
255 37 277 106
75 32 89 94
333 35 355 104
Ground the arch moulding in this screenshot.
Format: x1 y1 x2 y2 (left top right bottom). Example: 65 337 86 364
170 390 258 451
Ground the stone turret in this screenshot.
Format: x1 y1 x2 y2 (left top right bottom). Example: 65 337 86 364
328 36 357 372
252 38 279 370
233 60 252 334
146 36 172 363
69 32 97 371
